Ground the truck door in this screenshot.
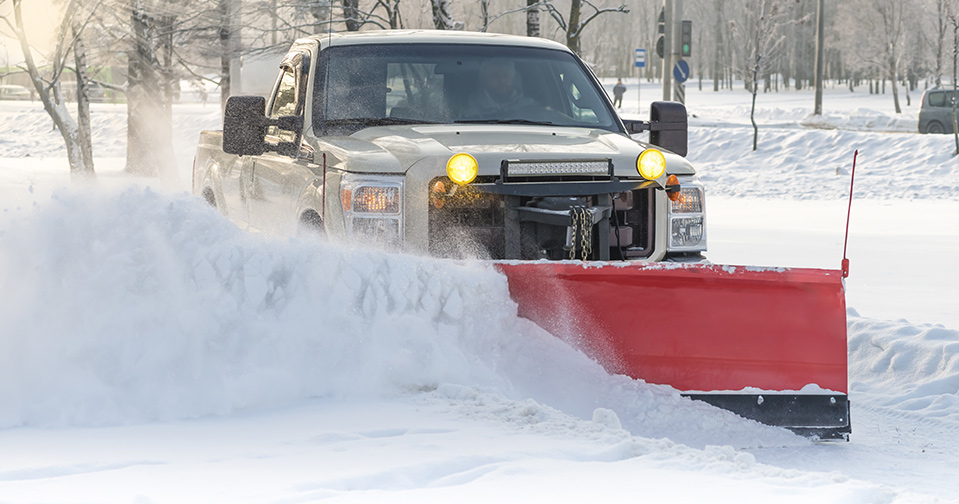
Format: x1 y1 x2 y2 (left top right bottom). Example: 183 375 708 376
248 53 314 234
217 155 253 229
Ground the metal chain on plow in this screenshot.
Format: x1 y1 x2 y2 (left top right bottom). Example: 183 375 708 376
569 206 593 260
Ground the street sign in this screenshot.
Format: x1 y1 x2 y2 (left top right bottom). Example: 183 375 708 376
634 48 646 68
673 59 690 83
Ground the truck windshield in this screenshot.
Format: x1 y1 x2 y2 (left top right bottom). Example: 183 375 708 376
314 43 620 135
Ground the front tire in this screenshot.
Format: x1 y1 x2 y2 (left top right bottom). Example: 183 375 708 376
202 187 217 208
297 210 325 238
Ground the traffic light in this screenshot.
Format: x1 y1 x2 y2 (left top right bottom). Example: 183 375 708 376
656 7 665 58
681 20 692 57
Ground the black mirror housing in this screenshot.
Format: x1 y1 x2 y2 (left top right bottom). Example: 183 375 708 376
648 101 688 157
622 119 649 134
223 96 268 156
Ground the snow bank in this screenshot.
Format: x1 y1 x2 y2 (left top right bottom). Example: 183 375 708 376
688 126 959 200
799 108 918 132
0 187 517 426
848 315 959 419
0 187 798 448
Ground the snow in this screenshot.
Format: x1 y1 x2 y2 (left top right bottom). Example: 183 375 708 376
1 80 958 503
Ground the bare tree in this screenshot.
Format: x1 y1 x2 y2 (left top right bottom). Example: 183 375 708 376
839 0 907 113
541 0 627 55
730 0 796 151
1 0 97 179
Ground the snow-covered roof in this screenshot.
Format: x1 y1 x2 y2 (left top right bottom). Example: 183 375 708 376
299 29 571 53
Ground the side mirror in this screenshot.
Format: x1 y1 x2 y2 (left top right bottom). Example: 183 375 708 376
648 101 688 157
223 96 268 156
223 96 304 157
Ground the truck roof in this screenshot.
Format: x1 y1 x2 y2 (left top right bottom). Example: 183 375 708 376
300 29 572 53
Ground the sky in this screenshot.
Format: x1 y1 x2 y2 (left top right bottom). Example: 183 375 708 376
0 0 61 65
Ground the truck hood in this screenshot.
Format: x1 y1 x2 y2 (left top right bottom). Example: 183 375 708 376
315 124 695 177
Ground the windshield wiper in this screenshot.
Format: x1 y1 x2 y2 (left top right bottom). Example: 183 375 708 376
323 117 440 126
454 119 554 126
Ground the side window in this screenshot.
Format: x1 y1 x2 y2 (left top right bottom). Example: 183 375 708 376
560 72 600 123
929 92 946 107
267 67 298 142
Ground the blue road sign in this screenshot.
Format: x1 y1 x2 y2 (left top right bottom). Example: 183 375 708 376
673 59 690 83
635 49 646 68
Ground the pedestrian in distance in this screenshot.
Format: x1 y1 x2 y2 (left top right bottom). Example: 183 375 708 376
612 78 626 109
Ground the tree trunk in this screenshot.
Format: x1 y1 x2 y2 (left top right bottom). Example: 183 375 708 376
431 0 453 30
219 0 232 107
813 0 824 115
526 0 540 37
713 0 723 92
751 57 760 152
311 0 331 32
890 57 901 114
126 0 175 179
72 17 95 176
937 0 946 88
952 22 958 155
343 0 361 31
566 0 582 55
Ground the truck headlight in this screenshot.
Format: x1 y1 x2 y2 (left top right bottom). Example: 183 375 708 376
666 184 706 252
341 175 403 248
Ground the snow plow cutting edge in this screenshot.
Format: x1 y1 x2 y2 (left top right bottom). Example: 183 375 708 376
495 262 851 440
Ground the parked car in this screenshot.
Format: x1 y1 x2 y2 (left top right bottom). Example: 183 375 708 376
59 81 110 103
919 88 958 134
0 84 31 101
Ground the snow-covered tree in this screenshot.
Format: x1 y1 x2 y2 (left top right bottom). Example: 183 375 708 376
0 0 97 179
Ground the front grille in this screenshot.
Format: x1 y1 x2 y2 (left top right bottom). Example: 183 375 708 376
428 177 654 260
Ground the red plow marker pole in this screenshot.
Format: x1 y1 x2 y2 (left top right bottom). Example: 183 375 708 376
842 150 858 278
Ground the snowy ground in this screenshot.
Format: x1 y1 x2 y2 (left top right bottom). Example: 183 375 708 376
1 80 958 503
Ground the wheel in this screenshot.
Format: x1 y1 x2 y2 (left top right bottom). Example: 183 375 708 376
202 187 216 207
926 121 945 134
297 210 325 238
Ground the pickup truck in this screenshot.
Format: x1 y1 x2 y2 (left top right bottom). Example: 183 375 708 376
192 31 856 440
193 30 706 262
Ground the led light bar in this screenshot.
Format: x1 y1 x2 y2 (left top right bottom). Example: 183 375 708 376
506 159 610 178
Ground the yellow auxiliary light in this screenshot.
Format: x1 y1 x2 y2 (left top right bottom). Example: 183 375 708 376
447 153 478 185
637 148 666 181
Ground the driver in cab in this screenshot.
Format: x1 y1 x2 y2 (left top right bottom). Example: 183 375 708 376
465 59 538 117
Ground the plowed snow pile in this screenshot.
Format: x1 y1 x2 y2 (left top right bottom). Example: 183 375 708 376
0 187 798 448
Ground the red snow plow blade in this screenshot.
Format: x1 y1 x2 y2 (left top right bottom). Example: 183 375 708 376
495 261 851 439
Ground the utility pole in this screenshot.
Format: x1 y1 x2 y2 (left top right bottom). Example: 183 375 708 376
672 0 684 104
813 0 825 115
661 0 672 101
